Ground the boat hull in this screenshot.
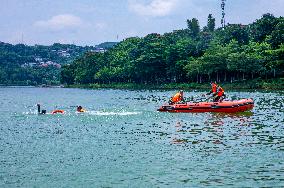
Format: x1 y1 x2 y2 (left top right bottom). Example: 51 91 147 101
157 98 254 113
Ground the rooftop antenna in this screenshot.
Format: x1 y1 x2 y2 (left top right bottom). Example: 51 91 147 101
221 0 226 28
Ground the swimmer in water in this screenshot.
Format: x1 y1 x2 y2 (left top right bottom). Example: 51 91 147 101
37 104 46 114
77 106 86 112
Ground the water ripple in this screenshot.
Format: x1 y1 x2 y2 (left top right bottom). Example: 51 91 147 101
0 88 283 187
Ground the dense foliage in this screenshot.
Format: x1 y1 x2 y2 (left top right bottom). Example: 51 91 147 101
61 14 284 87
0 42 117 85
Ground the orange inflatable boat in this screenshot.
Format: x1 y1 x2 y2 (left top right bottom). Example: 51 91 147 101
157 98 254 113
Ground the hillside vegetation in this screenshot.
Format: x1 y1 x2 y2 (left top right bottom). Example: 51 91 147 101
0 42 117 85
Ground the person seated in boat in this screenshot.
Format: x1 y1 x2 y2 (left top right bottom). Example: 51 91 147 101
169 90 185 104
213 85 226 102
77 105 86 112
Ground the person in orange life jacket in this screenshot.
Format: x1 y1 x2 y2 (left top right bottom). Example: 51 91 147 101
169 90 185 104
213 85 226 102
207 81 218 96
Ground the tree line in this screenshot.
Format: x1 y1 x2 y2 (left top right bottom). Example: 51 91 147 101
61 13 284 86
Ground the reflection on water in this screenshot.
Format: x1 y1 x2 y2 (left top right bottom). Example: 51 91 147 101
0 88 283 187
169 109 283 151
170 115 250 148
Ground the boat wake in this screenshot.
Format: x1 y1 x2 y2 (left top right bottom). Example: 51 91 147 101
86 111 141 116
22 111 38 115
22 110 141 116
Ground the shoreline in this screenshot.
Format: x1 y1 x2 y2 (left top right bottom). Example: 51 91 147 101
1 78 283 90
66 78 284 91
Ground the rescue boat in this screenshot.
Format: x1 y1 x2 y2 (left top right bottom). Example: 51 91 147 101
157 98 254 113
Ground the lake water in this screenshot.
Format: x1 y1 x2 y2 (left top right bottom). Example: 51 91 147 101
0 87 283 187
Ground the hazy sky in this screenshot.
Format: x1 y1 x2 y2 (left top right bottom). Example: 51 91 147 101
1 0 283 46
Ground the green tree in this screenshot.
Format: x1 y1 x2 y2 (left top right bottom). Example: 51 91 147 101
207 14 215 32
250 13 278 42
187 18 200 37
266 44 284 77
269 18 284 48
215 24 249 45
123 34 166 84
60 64 75 84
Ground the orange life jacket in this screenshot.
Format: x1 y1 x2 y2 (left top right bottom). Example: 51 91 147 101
51 109 65 114
172 92 182 103
217 86 224 97
212 83 217 93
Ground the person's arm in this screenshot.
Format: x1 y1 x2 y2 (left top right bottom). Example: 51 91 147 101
207 90 213 95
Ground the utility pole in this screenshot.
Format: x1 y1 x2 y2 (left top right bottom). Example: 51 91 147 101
21 33 24 44
221 0 226 28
